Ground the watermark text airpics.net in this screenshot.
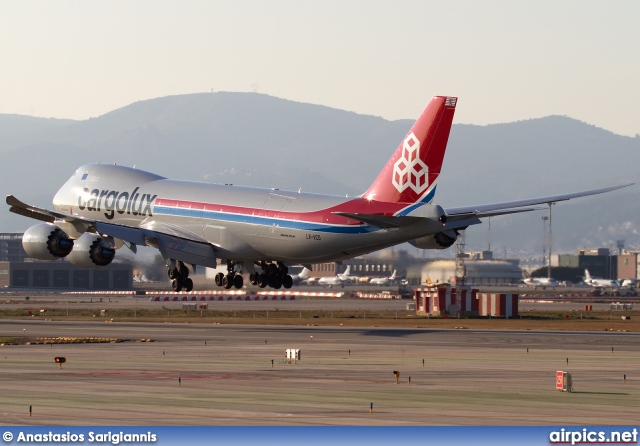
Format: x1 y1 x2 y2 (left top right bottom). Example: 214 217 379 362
550 428 638 445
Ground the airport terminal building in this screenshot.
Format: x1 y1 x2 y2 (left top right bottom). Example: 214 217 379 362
0 233 133 290
0 260 133 290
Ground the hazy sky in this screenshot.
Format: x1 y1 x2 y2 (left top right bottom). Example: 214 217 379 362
1 0 639 136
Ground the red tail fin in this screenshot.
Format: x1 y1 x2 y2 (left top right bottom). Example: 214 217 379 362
363 96 457 204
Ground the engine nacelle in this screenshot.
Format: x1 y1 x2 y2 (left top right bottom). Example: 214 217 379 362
410 230 458 250
22 223 74 260
67 233 116 268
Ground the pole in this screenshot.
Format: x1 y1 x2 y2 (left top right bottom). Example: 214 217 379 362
541 215 548 274
548 203 553 279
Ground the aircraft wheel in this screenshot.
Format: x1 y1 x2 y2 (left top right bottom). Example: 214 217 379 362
183 278 193 292
249 273 258 285
215 272 224 287
172 278 183 292
258 274 268 288
267 263 278 276
179 263 189 279
278 264 288 275
282 275 293 289
270 275 282 289
223 275 233 290
233 274 244 289
168 267 179 280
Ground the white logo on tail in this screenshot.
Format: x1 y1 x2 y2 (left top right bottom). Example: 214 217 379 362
392 132 428 194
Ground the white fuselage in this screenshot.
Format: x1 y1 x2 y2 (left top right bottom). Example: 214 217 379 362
52 164 445 265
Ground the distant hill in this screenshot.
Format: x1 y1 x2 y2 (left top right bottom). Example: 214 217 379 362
1 92 638 255
0 114 75 152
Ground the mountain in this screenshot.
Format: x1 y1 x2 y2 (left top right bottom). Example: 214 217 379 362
1 92 638 255
0 115 75 152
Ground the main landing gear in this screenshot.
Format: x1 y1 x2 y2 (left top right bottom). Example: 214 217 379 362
168 261 193 292
248 261 293 290
209 260 294 290
214 260 244 290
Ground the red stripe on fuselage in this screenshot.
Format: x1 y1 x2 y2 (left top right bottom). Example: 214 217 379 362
154 197 409 226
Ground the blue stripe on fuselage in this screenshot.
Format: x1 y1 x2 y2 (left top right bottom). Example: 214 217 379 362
153 205 381 234
394 185 437 216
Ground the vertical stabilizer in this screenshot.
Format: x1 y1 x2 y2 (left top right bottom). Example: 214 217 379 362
364 96 457 204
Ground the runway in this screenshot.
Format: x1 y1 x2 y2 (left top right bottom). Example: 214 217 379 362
1 320 638 425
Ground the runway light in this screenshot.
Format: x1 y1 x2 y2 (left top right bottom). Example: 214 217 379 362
55 357 66 369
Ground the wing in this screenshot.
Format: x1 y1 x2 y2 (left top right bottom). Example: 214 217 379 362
443 183 633 224
6 195 218 268
7 194 89 224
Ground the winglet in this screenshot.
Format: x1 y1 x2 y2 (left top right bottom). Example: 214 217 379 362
7 195 56 223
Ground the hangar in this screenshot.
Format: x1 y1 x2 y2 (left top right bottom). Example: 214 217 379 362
0 232 133 290
0 261 133 290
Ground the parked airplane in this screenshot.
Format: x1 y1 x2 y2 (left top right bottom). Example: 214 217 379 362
317 266 352 287
522 277 559 287
290 267 312 285
7 96 632 291
584 269 620 287
620 278 639 288
370 270 398 285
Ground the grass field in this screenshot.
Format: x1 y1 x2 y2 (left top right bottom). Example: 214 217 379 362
1 307 638 333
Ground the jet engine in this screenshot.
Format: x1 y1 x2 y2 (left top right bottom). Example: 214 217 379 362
67 233 116 268
409 229 458 250
22 223 74 260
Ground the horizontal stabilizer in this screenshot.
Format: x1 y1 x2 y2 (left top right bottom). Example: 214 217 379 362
333 212 423 228
442 217 482 231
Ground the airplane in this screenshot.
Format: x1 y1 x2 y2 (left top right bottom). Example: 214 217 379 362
522 277 559 287
584 269 620 287
317 266 352 287
6 96 633 292
620 278 638 288
289 267 312 285
370 269 398 285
